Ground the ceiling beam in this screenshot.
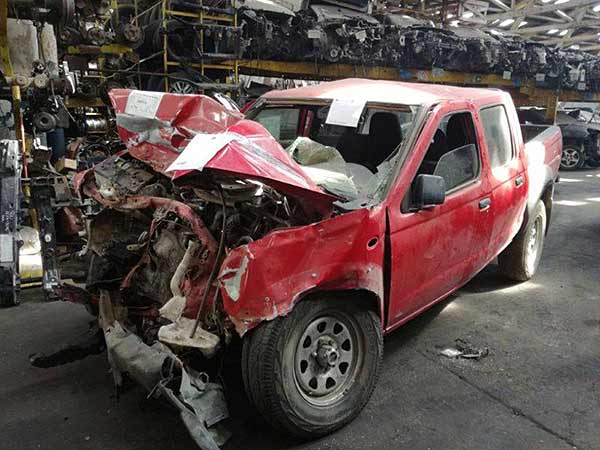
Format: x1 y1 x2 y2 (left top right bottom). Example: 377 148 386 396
515 18 600 34
483 0 598 21
488 0 511 10
580 44 600 51
559 7 588 46
545 32 600 45
529 14 568 22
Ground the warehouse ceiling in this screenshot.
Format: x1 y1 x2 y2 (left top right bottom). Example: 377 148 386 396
385 0 600 54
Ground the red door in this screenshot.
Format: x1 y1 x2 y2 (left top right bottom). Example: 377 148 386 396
478 103 528 256
384 103 494 331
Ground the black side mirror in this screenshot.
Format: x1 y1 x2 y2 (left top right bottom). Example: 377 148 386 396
413 174 446 210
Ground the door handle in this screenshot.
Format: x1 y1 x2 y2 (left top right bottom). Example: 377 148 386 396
479 198 492 211
515 175 524 187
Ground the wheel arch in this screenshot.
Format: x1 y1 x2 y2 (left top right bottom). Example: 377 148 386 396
234 287 385 338
297 288 384 325
540 182 554 233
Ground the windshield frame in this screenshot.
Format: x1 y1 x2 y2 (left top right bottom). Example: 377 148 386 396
246 98 427 209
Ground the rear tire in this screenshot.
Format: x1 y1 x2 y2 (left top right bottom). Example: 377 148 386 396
498 200 547 281
560 146 585 170
241 295 383 439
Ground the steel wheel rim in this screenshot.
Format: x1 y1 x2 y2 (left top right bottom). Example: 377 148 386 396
526 216 543 274
561 148 580 168
294 314 361 407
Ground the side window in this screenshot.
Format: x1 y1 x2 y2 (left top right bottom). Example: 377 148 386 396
434 144 479 191
416 111 480 192
480 105 513 168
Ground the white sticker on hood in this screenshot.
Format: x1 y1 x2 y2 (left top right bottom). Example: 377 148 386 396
166 132 237 172
125 91 165 119
325 98 367 127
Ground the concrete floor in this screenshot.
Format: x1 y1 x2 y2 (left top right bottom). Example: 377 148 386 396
2 168 600 450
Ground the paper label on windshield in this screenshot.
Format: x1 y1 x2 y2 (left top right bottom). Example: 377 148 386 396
325 98 366 127
166 132 237 172
125 91 164 118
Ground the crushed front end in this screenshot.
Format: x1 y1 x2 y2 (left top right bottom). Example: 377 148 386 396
36 90 339 449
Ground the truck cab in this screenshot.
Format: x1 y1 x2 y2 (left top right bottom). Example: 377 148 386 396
57 80 561 448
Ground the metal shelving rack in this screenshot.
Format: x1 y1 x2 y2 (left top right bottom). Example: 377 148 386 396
235 59 600 122
161 0 239 93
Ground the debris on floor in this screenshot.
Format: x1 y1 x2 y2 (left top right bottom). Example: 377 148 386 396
439 339 489 361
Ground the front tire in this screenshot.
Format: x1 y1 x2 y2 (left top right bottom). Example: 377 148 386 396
241 295 383 439
498 200 547 281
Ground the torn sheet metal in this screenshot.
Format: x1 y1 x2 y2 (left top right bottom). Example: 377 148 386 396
109 89 243 173
218 206 387 335
108 89 337 216
100 292 228 450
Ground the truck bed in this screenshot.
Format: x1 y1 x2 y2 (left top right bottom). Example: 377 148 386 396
521 124 562 215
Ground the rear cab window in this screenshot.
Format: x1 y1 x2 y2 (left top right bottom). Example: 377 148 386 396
252 108 301 145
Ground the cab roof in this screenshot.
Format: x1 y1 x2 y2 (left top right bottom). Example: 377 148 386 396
262 78 507 107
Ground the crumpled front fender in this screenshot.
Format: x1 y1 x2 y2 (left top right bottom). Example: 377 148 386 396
218 206 386 335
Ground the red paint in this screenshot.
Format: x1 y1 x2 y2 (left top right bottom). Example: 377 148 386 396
219 207 386 335
107 90 335 216
83 81 560 339
220 80 561 335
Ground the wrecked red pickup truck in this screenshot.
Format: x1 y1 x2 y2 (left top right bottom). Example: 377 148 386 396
41 79 561 449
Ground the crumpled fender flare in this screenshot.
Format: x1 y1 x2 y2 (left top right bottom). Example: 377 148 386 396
218 207 387 336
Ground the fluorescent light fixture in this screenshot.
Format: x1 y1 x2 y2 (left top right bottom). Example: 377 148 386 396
450 20 460 27
462 11 474 18
447 13 454 18
556 9 571 19
499 18 515 27
518 20 528 28
554 0 570 4
570 44 580 49
547 29 560 34
594 4 600 11
559 30 569 36
489 29 503 35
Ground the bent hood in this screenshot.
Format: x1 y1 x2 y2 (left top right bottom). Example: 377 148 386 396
107 89 337 215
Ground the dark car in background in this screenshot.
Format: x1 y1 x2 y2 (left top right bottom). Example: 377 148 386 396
519 106 600 170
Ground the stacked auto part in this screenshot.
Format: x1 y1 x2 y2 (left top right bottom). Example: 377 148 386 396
233 5 600 93
0 140 22 306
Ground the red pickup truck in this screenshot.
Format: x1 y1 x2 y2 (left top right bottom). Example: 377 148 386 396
60 79 560 449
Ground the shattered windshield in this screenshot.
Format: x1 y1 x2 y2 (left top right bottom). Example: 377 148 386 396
247 102 420 204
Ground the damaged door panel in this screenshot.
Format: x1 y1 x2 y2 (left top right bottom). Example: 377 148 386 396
35 80 560 448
